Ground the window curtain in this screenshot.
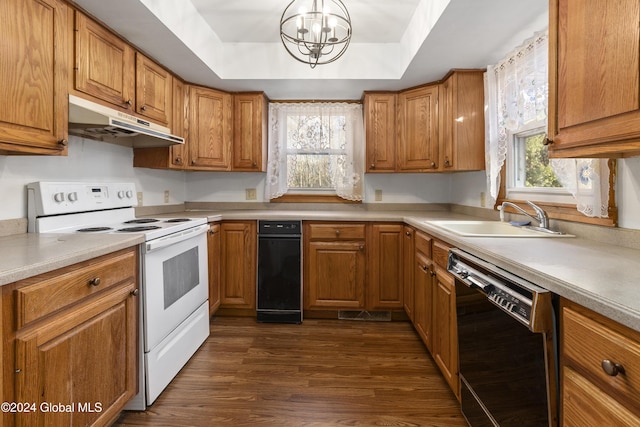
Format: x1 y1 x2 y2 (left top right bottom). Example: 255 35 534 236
484 29 609 218
265 102 365 201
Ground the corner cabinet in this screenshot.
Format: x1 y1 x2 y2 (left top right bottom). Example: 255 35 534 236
0 0 69 155
397 84 439 171
220 221 256 309
304 223 366 311
233 92 268 171
188 85 233 170
439 70 485 171
368 224 403 309
1 248 139 427
364 92 397 172
548 0 640 157
559 299 640 426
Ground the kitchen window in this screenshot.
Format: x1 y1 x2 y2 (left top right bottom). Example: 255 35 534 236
265 102 364 202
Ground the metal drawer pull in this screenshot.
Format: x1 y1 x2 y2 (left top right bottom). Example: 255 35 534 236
601 359 625 376
335 230 341 236
89 277 101 287
131 288 139 296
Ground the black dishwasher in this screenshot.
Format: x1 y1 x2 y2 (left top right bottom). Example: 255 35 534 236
257 220 302 324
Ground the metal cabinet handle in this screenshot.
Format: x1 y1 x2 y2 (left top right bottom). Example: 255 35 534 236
430 161 437 168
124 99 133 108
131 288 139 296
191 160 197 165
359 245 365 251
58 139 68 147
174 157 182 165
252 161 257 167
370 163 375 169
422 265 428 272
444 159 451 167
405 231 411 236
89 277 101 287
141 105 147 112
335 230 341 237
430 270 436 277
601 359 625 376
208 229 217 235
543 137 553 146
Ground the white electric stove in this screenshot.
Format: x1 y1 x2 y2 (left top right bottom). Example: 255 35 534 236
27 182 210 410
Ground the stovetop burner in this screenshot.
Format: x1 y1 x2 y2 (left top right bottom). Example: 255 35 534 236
125 218 159 224
117 225 162 232
77 226 114 232
165 218 192 223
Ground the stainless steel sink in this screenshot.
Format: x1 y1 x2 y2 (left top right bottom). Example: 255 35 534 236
425 220 573 237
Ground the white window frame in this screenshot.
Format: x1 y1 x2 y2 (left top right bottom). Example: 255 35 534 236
506 121 574 205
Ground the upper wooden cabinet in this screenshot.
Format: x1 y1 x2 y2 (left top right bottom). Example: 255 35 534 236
233 92 268 171
188 85 233 170
397 84 439 171
74 11 174 128
74 12 135 111
135 52 172 125
548 0 640 157
364 92 397 172
439 70 485 171
0 0 69 155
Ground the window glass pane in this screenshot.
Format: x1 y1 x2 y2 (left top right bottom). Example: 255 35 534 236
286 114 347 152
287 154 346 189
523 133 562 188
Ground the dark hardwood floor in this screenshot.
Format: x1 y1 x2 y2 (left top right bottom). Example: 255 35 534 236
115 316 466 427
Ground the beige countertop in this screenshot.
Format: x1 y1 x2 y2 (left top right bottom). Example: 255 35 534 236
2 207 639 333
0 232 143 286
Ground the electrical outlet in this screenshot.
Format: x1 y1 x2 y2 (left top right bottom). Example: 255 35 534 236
164 190 170 203
137 192 143 206
245 188 257 200
374 189 382 202
480 191 486 207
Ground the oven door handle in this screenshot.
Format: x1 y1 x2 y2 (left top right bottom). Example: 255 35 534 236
145 223 209 253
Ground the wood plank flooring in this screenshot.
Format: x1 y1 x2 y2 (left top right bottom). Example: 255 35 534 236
115 317 466 427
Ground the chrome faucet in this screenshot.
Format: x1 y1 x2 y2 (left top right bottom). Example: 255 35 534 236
499 201 549 229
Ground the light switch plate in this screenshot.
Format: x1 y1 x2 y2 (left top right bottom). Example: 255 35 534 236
137 192 143 206
164 190 170 203
374 189 382 201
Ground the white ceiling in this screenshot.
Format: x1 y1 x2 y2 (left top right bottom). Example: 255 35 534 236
71 0 548 100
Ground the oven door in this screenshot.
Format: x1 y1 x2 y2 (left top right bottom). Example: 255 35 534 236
142 223 209 352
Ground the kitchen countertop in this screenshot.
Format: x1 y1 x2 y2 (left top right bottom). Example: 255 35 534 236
2 208 639 333
0 232 144 286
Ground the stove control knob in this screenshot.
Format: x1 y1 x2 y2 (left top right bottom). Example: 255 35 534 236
53 192 65 203
68 192 78 202
126 190 134 198
117 190 125 199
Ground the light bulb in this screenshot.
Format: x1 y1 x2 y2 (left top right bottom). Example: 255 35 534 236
328 16 337 28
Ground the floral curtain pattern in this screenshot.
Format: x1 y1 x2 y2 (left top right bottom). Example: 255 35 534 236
266 102 364 201
485 29 609 218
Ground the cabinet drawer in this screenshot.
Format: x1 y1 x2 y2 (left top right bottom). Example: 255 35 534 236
432 240 451 269
562 304 640 411
307 223 366 240
15 249 137 328
415 231 432 257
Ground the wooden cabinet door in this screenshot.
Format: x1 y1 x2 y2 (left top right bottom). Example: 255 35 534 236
439 70 485 171
13 282 137 427
433 266 459 399
414 251 433 352
402 226 415 320
305 241 366 310
233 92 267 171
364 92 397 172
188 86 232 170
135 52 172 125
548 0 640 157
368 224 403 309
397 85 439 171
74 12 135 110
208 223 221 315
220 221 256 309
0 0 69 155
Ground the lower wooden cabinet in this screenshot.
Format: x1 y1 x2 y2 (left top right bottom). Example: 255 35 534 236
414 249 433 351
402 226 415 321
2 248 138 427
560 299 640 426
219 221 256 309
433 264 459 399
304 223 366 310
208 223 221 315
368 224 403 309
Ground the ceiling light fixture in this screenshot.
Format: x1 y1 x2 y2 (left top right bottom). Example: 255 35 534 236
280 0 352 68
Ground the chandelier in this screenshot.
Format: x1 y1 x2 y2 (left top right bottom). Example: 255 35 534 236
280 0 352 68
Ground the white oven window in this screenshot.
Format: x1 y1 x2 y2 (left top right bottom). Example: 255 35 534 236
163 247 200 309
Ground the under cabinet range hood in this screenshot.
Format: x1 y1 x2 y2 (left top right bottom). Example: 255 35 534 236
68 94 184 148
